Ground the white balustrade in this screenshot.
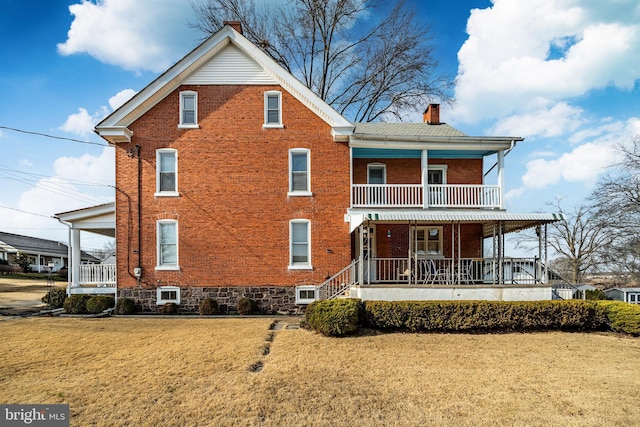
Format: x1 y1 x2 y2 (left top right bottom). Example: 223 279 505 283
79 264 117 287
351 184 501 208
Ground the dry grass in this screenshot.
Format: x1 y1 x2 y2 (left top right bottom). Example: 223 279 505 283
1 318 639 426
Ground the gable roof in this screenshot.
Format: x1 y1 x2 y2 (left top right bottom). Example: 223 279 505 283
0 231 100 262
95 24 354 144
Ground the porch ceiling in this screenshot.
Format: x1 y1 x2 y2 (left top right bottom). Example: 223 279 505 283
346 209 564 237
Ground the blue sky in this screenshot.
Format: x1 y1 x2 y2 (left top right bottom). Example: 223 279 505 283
1 0 639 253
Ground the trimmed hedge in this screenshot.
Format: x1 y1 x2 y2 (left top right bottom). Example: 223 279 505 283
63 295 91 314
595 301 640 336
159 302 179 315
42 287 67 308
363 300 608 333
115 298 136 315
199 298 219 315
237 297 259 315
86 296 115 314
305 298 362 337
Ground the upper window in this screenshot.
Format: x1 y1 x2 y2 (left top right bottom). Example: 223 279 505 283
156 149 178 196
289 219 311 269
157 220 179 270
288 149 311 196
427 165 447 184
367 163 386 184
264 91 283 128
179 91 198 128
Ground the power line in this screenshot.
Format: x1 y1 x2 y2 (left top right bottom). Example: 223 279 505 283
0 125 111 147
0 205 55 219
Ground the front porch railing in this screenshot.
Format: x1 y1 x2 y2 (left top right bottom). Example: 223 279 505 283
360 257 546 285
79 264 116 287
351 184 501 208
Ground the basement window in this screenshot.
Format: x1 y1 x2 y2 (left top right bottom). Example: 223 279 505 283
295 285 318 304
157 286 180 305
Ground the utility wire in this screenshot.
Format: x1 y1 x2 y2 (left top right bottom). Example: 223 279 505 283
0 125 111 147
0 205 55 219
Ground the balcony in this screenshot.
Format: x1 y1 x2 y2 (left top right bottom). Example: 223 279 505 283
351 184 501 209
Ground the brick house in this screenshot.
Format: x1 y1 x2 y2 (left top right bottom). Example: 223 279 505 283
78 23 562 312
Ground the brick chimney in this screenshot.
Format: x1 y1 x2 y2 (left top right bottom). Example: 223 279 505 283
423 104 440 125
223 21 242 34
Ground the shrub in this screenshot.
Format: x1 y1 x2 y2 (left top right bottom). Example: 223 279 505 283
159 302 178 315
42 287 67 308
306 298 362 337
115 298 136 315
63 295 91 314
199 298 219 315
585 289 606 300
237 297 259 315
596 301 640 336
86 296 115 314
363 300 608 333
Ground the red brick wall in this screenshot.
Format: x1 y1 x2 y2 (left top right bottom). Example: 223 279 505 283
115 85 351 289
353 158 483 184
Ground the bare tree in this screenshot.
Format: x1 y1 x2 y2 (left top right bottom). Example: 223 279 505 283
515 198 610 284
190 0 453 122
591 135 640 282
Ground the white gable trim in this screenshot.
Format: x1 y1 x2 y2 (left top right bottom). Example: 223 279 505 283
96 25 353 144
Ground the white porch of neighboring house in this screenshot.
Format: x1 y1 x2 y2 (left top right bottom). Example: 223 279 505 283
311 210 563 302
54 203 116 295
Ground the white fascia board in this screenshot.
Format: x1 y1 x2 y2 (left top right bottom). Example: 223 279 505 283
349 136 521 151
95 126 133 144
55 202 115 223
95 25 354 141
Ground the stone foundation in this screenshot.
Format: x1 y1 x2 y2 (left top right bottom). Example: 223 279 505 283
118 286 298 314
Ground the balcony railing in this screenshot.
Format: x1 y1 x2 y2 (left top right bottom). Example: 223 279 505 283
79 264 116 287
351 184 501 209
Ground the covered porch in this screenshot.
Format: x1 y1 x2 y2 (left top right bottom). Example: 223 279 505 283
318 210 563 301
54 203 116 295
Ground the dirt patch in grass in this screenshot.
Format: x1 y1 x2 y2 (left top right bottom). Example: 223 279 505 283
0 318 638 426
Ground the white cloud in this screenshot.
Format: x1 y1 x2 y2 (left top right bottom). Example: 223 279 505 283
53 147 115 186
19 159 33 168
512 117 640 194
489 102 584 139
57 0 197 72
58 107 102 137
452 0 640 123
59 88 137 136
109 89 137 111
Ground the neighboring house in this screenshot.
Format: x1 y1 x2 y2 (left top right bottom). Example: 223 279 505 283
81 22 562 312
605 287 640 304
0 231 99 273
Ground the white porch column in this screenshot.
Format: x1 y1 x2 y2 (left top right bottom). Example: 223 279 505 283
421 149 429 209
497 150 505 209
71 228 81 288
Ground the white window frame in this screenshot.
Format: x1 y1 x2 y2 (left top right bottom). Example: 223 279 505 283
367 163 387 184
288 148 312 196
295 285 319 304
178 90 198 128
411 226 443 256
289 219 312 270
263 90 283 128
427 165 448 184
156 220 179 271
157 286 180 305
155 149 179 197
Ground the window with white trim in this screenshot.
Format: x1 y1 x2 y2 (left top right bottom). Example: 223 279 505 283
295 285 318 304
411 226 443 256
289 219 311 269
179 91 198 128
264 91 283 128
156 149 178 196
157 286 180 305
156 220 179 270
367 163 386 184
629 293 639 304
288 149 311 196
